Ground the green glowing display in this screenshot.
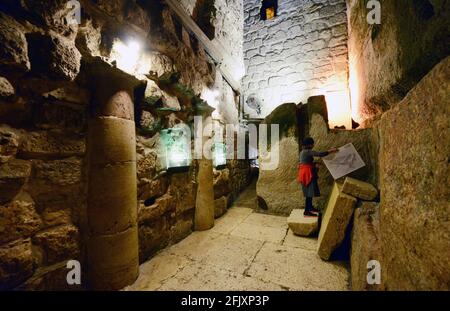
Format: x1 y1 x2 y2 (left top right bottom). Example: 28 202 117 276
160 128 191 170
213 142 227 169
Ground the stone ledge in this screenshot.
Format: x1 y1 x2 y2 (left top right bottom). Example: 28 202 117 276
287 209 318 237
342 177 378 201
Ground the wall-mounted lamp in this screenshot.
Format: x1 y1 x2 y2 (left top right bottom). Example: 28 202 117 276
110 39 142 75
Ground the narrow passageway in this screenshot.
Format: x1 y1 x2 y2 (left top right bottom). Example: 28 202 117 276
125 183 349 291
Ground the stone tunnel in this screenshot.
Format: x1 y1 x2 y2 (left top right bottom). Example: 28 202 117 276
0 0 449 293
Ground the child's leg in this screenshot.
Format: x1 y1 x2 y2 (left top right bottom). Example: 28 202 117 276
305 197 313 212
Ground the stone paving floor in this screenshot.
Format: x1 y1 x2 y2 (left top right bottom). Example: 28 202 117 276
125 182 350 291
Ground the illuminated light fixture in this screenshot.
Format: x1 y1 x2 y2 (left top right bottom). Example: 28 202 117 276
110 39 142 74
266 7 275 20
261 0 278 21
213 142 227 169
160 127 192 173
325 90 352 130
201 87 220 119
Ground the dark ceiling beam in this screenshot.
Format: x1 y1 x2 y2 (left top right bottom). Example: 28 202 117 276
164 0 242 93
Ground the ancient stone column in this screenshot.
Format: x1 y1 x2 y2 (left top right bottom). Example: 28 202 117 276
86 61 141 290
194 114 215 231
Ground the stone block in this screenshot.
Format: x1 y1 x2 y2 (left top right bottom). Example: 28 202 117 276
27 157 82 208
308 112 378 210
170 209 194 244
342 177 378 201
287 209 318 237
0 76 14 98
351 202 384 291
0 127 19 164
257 103 302 215
214 196 228 219
0 198 42 245
33 101 86 132
318 183 356 260
87 226 139 290
43 85 90 106
139 218 171 261
32 224 80 265
19 131 85 159
88 162 137 235
169 172 197 215
0 13 30 73
88 117 136 165
138 194 175 225
27 32 81 81
213 168 231 199
0 159 31 204
0 239 35 290
378 57 450 290
15 262 83 291
138 176 169 201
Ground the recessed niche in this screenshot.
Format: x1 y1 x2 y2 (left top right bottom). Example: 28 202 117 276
260 0 278 21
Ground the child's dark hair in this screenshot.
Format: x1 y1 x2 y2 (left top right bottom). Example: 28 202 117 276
302 137 315 147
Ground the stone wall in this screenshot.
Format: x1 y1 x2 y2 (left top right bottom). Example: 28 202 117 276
347 0 450 124
180 0 245 125
346 1 450 290
243 0 350 121
0 0 250 290
377 56 450 290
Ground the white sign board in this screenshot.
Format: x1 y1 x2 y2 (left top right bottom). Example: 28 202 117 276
322 143 366 180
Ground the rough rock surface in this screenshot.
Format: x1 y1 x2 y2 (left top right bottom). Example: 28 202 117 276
27 32 81 81
0 0 249 290
214 196 228 219
27 157 83 211
32 224 80 265
0 127 19 163
287 209 318 237
0 239 35 290
378 56 450 290
19 131 85 159
0 76 15 98
243 0 349 118
309 112 378 210
342 177 378 201
318 183 356 260
347 0 450 121
0 198 42 245
0 13 30 73
351 202 384 291
0 159 32 204
257 103 302 215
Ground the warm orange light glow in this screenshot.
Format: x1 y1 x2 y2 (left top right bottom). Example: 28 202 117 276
266 7 275 20
325 90 352 129
349 56 362 124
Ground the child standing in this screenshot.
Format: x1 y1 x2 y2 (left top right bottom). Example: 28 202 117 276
298 137 338 217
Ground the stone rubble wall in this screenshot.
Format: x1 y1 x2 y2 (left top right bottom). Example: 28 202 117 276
243 0 349 118
346 0 450 290
347 0 450 124
376 56 450 290
0 0 250 290
180 0 244 125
